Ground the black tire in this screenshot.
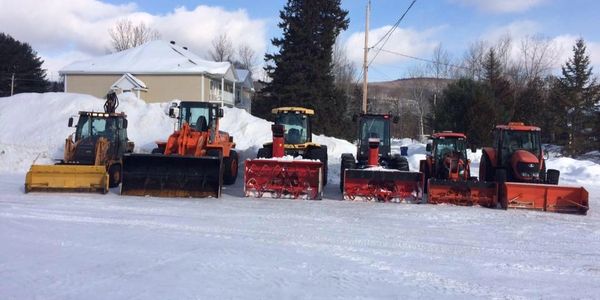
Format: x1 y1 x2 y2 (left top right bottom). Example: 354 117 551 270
390 154 409 171
546 169 560 185
419 160 430 193
151 147 163 154
223 150 239 185
479 152 494 181
108 164 122 188
340 154 356 193
256 147 272 159
495 169 507 210
306 146 328 186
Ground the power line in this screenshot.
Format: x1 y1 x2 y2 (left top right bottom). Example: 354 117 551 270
368 0 417 67
376 48 471 71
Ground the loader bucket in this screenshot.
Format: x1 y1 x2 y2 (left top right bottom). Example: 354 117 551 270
120 154 222 198
25 164 109 194
503 182 589 215
244 159 323 200
343 169 424 202
427 179 497 207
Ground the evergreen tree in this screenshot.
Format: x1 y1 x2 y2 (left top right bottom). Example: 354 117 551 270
0 33 48 96
260 0 349 135
482 48 514 123
557 38 600 154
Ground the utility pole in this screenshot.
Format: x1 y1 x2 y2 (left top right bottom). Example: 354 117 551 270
10 73 15 96
361 0 370 114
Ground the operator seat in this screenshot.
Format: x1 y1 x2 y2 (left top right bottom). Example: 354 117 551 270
287 128 301 144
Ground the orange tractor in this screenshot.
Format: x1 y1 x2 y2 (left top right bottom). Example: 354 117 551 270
480 122 588 214
420 132 497 207
340 113 423 202
121 101 238 198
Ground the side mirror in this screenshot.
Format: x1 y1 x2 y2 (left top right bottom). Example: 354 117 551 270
425 143 432 152
68 117 73 127
122 119 128 129
168 107 179 119
352 114 358 122
218 108 224 118
392 116 400 124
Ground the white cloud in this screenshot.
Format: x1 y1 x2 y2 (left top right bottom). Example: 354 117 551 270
0 0 267 79
551 35 600 70
451 0 546 13
484 20 540 41
344 25 440 67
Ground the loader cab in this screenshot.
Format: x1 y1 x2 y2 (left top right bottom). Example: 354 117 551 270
272 107 313 145
72 112 129 163
174 101 222 132
356 114 393 161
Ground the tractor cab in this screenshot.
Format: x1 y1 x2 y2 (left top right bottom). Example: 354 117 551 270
68 112 130 164
354 113 399 165
492 122 543 181
425 132 469 180
270 107 314 147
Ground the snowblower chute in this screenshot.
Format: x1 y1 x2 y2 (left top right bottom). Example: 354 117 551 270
24 92 133 194
421 132 497 207
120 101 238 198
340 114 424 202
244 124 323 200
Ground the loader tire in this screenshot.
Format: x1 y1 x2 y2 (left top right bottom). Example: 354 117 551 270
480 152 494 181
151 148 163 154
256 147 272 159
108 164 122 188
223 150 239 185
546 169 560 185
340 154 356 193
390 154 409 171
495 169 507 210
307 146 328 186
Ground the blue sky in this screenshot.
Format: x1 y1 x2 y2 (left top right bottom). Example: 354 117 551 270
1 0 598 81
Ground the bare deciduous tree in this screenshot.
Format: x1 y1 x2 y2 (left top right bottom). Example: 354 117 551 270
236 43 257 71
109 18 160 52
208 33 234 62
518 35 558 82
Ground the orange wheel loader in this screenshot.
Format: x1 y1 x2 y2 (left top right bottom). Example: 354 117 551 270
480 122 588 214
420 132 497 207
120 101 238 198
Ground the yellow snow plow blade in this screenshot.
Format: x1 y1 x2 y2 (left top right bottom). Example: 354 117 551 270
24 164 109 194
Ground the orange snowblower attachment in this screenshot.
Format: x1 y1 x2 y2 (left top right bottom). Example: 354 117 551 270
427 179 497 207
244 124 324 200
503 183 589 215
343 138 424 202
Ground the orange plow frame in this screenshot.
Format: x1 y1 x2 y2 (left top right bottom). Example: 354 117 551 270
503 182 589 215
427 179 497 207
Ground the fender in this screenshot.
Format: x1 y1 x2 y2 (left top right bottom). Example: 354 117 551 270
481 147 497 168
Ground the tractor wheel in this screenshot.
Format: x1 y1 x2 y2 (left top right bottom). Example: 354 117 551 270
495 169 507 210
223 150 239 185
546 169 560 185
108 164 122 188
307 146 328 186
479 152 494 181
256 147 272 159
151 148 162 154
390 154 409 171
340 154 356 193
419 160 430 193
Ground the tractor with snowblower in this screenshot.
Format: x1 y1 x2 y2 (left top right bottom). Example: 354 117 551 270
25 92 134 194
244 107 326 200
420 132 497 207
339 113 423 202
120 101 238 198
480 122 588 214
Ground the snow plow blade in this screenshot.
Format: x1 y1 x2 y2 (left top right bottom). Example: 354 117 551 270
244 159 323 200
427 179 497 207
25 164 109 194
120 154 222 198
503 182 589 215
343 169 423 202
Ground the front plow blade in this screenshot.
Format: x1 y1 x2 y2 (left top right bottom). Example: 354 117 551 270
343 169 423 202
25 164 108 194
427 179 497 207
121 154 222 198
504 183 588 215
244 159 323 200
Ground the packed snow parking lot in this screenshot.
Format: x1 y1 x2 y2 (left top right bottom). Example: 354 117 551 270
1 93 600 298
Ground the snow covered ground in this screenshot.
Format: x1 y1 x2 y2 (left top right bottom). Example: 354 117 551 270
1 93 600 298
